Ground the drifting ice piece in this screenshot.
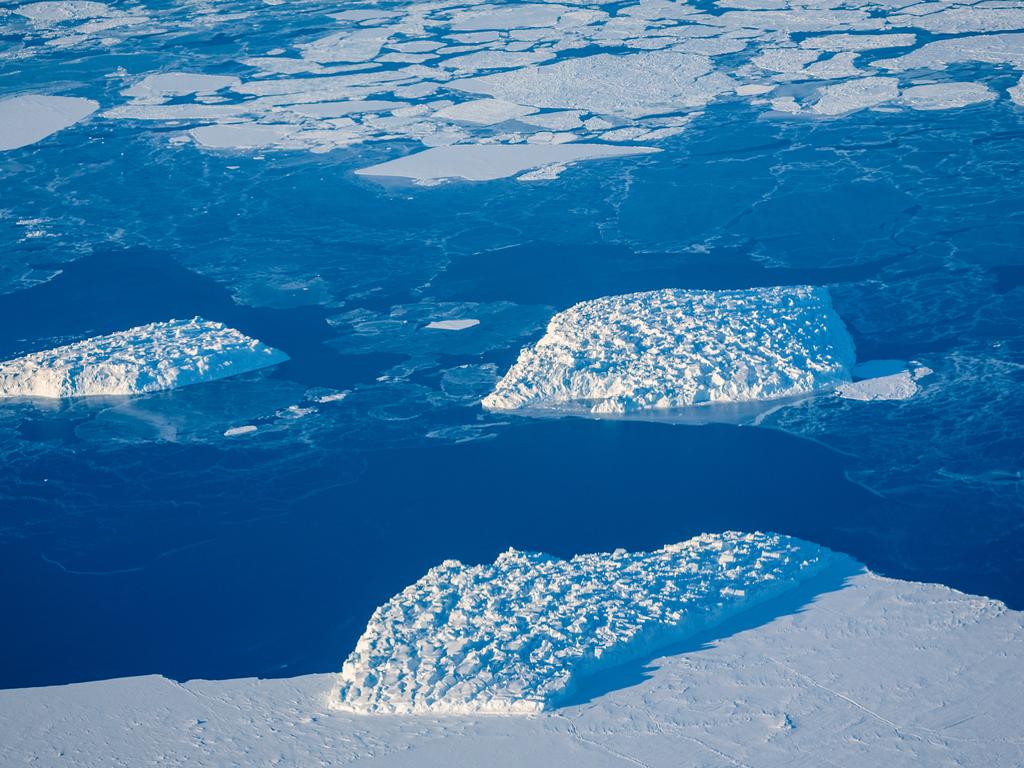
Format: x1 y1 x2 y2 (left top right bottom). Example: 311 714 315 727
337 531 830 714
0 318 287 398
483 286 855 414
0 94 98 151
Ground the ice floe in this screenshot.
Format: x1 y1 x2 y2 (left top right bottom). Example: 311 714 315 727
337 532 829 714
899 82 997 110
811 76 899 115
424 319 480 331
837 360 933 402
0 94 98 151
0 318 287 399
355 143 658 183
483 286 855 415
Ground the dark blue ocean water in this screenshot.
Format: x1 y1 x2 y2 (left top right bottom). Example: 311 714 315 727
1 7 1023 690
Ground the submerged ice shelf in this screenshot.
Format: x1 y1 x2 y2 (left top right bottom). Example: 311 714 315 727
337 531 829 714
0 318 287 398
484 286 855 415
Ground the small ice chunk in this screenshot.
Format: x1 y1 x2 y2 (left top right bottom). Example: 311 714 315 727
355 143 658 182
0 94 98 151
837 360 931 401
0 318 287 398
425 319 480 331
223 425 258 437
736 84 774 96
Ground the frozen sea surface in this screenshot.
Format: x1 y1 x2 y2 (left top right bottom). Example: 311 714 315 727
0 0 1022 696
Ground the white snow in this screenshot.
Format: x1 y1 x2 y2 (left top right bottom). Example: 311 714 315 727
1010 75 1024 106
811 77 899 115
338 532 830 714
899 82 996 110
0 94 98 151
483 286 855 415
425 319 480 331
2 539 1022 766
13 1 111 23
355 143 658 183
0 318 287 398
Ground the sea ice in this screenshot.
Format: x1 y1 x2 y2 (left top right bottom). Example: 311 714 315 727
190 123 293 149
355 143 658 182
836 360 932 401
337 532 829 714
1 537 1023 765
0 318 287 398
433 98 537 125
483 286 855 414
451 51 734 118
424 319 480 330
898 82 996 110
811 77 899 115
0 94 98 151
123 72 241 100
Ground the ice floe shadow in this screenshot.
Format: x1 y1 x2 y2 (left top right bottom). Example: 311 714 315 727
555 554 864 709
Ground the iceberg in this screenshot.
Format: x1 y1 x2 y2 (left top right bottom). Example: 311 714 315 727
0 94 98 151
337 532 829 714
483 286 855 415
0 318 287 399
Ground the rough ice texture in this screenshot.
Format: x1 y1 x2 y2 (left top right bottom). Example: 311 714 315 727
0 94 97 151
899 82 996 110
837 361 933 402
337 531 830 714
355 143 658 182
0 318 287 399
483 286 855 415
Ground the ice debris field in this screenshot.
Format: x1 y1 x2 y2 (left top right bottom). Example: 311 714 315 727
6 0 1024 180
485 286 856 414
2 533 1023 766
338 531 828 714
0 318 287 398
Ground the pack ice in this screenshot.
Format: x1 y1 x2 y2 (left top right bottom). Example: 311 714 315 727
0 318 287 398
337 531 829 714
483 286 854 414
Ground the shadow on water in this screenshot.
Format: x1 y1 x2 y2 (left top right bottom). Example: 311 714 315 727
557 556 864 708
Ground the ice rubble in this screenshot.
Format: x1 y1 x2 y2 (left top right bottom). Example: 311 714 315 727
837 361 933 402
355 143 658 182
483 286 855 415
0 318 287 399
337 531 830 714
0 94 98 151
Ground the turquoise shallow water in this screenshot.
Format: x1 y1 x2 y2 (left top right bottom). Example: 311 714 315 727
1 1 1022 689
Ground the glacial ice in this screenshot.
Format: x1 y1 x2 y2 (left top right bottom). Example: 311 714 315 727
337 531 830 714
0 94 98 151
355 143 658 183
483 286 855 415
0 318 288 399
836 361 933 402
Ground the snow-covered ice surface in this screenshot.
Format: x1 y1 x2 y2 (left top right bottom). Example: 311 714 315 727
485 286 854 414
0 318 287 398
337 532 829 714
0 94 98 151
2 543 1023 766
